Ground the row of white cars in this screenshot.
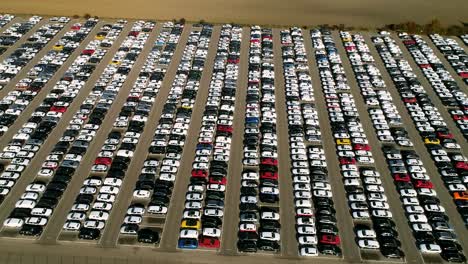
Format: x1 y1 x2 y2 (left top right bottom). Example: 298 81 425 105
429 34 468 85
0 19 119 196
119 23 210 242
281 27 342 257
1 20 150 237
236 26 281 254
58 22 160 240
177 24 241 250
312 28 404 258
342 30 458 258
0 17 69 130
373 32 467 262
0 14 14 29
117 22 183 235
0 18 99 219
0 16 41 48
401 34 468 138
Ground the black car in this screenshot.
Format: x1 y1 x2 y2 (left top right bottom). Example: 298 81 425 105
257 240 279 251
138 229 159 244
79 228 100 240
318 244 341 256
237 240 257 252
238 231 258 241
381 247 404 258
19 224 43 236
201 216 222 228
441 251 466 263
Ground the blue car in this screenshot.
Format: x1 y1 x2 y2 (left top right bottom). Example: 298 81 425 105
196 143 212 150
178 238 198 249
245 117 259 124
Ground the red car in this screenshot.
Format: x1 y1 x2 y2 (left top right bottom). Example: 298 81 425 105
403 97 417 103
339 157 356 165
228 58 240 64
50 106 67 113
261 158 278 166
353 144 370 151
393 174 411 182
414 180 433 189
453 115 468 121
320 234 340 245
198 237 220 248
217 125 233 133
208 177 227 185
459 72 468 78
437 132 454 139
191 169 208 178
128 31 140 37
82 49 95 55
71 25 81 30
95 157 112 166
403 40 416 45
260 171 278 180
419 64 431 69
455 162 468 170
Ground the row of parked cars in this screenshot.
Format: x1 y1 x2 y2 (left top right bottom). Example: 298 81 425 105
312 28 404 258
57 21 157 240
116 22 183 240
119 23 208 242
0 18 98 213
429 34 468 83
342 30 465 260
0 20 121 207
282 27 342 257
372 32 467 262
0 16 42 48
0 18 93 138
0 16 69 89
0 14 14 29
236 26 281 254
177 24 241 250
1 20 150 237
374 33 468 226
0 13 15 53
401 33 468 139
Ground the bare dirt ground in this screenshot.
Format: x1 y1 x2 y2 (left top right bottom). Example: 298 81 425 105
0 0 467 27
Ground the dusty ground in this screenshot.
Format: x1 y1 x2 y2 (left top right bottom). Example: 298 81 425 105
0 0 467 27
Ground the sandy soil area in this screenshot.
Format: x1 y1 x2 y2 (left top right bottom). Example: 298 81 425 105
0 0 467 27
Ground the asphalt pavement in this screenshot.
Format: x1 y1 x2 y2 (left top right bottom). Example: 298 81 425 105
0 22 466 264
219 26 249 255
302 29 362 263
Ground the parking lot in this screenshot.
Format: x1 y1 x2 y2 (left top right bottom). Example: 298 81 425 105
0 15 467 264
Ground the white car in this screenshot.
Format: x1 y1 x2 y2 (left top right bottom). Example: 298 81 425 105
419 243 441 254
179 229 198 239
298 235 318 245
25 217 48 226
3 218 24 229
88 211 109 221
202 227 221 237
299 246 318 256
148 205 168 215
260 231 280 241
413 223 432 232
63 221 81 231
358 239 380 249
357 229 376 239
